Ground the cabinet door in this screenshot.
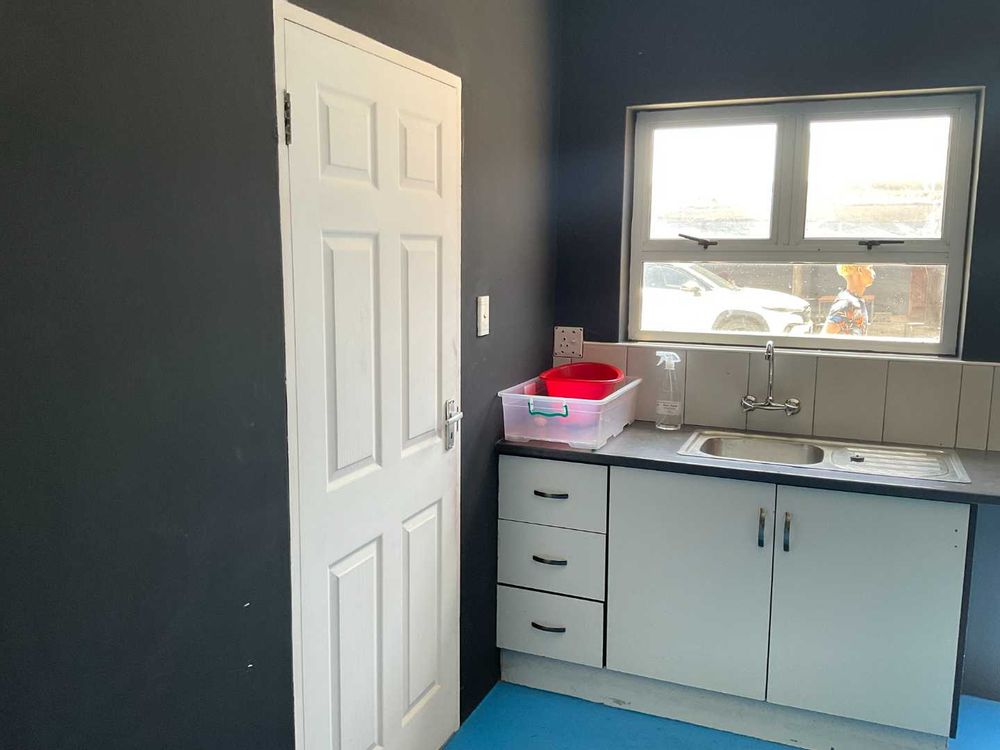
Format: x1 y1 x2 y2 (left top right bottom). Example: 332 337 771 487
606 468 775 700
769 486 969 736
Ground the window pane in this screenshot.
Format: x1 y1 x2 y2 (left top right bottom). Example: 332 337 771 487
649 123 777 240
804 117 951 239
640 262 946 343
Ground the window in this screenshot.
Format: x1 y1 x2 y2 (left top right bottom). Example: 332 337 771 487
628 92 978 354
650 123 777 239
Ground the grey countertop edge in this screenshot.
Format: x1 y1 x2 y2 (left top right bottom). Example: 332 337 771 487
496 422 1000 507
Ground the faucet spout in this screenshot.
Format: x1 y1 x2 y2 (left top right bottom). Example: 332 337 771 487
765 339 775 401
741 340 801 416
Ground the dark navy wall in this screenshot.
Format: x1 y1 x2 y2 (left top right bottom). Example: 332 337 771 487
967 507 1000 699
552 0 1000 700
553 0 1000 356
1 2 292 747
1 0 557 746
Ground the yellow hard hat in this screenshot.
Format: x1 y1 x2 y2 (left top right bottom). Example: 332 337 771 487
836 263 874 278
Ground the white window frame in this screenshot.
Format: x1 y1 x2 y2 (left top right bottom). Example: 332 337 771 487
627 91 979 355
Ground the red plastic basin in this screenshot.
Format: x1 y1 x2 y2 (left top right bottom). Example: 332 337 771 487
540 362 625 400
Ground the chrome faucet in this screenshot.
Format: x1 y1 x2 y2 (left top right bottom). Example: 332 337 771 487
741 341 801 416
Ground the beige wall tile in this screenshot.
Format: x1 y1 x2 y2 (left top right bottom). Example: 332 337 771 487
957 365 994 450
882 360 961 447
582 342 628 371
626 345 686 423
813 357 888 442
684 349 749 430
746 352 817 436
988 369 1000 452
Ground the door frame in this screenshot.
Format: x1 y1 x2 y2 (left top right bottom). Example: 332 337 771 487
271 4 462 746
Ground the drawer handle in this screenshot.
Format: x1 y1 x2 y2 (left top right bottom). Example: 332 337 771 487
532 554 568 566
758 507 767 548
533 490 569 500
783 511 792 552
531 621 566 634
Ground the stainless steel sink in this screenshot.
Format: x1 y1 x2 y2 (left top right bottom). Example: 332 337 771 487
699 435 824 465
678 430 970 483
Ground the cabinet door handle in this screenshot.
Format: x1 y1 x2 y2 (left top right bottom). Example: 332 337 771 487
531 621 566 634
532 554 568 566
758 507 767 547
533 490 569 500
783 512 792 552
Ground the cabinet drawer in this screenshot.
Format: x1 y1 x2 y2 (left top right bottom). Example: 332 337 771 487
496 585 604 668
498 520 606 600
499 456 607 532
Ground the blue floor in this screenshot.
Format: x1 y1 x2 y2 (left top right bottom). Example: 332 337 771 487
447 683 1000 749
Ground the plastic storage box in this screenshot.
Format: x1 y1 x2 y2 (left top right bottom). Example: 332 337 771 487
498 376 641 450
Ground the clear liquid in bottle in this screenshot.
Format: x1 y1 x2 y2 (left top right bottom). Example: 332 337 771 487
654 351 683 430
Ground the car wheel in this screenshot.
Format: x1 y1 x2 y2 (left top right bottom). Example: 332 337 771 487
713 312 769 332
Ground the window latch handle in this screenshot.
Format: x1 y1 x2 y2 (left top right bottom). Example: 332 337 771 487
678 233 718 249
858 239 904 250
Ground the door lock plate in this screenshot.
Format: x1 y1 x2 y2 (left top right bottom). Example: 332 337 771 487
444 399 463 450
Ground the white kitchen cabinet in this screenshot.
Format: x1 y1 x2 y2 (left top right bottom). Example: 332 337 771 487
497 456 609 669
606 467 776 700
500 453 973 745
768 486 969 736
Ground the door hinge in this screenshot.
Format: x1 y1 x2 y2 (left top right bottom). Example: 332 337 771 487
283 91 292 145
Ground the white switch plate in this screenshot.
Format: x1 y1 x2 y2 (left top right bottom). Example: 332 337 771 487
553 326 584 358
477 295 490 336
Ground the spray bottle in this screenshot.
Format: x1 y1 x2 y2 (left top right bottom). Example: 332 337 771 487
655 351 683 430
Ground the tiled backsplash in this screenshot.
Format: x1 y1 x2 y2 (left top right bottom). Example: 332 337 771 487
556 342 1000 451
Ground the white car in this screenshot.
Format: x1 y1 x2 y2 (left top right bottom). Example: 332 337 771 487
641 263 813 335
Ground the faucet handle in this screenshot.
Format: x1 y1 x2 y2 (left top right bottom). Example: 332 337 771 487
783 398 801 416
740 394 758 413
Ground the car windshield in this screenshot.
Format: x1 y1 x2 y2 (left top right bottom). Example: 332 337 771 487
688 264 739 290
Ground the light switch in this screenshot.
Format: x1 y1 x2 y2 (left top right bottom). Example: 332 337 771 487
477 295 490 336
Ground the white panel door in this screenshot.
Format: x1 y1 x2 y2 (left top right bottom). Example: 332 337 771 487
769 487 969 736
606 468 775 700
283 20 460 750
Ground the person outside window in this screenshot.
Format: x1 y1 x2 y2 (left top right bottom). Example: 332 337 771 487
824 264 875 336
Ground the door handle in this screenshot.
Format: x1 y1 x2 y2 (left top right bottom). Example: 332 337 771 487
783 512 792 552
533 490 569 500
532 554 568 566
758 507 767 547
444 399 463 450
531 621 566 634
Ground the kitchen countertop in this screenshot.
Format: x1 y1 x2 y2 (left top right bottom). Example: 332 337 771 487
497 422 1000 507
